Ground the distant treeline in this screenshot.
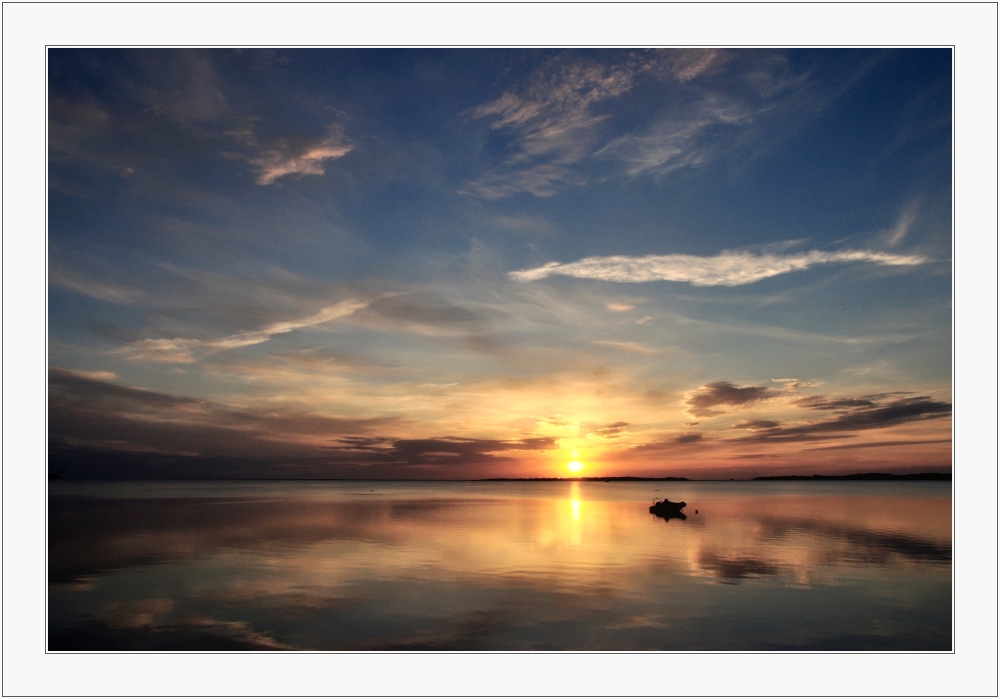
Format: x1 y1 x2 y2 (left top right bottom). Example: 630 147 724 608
481 473 951 482
752 473 951 481
479 476 690 482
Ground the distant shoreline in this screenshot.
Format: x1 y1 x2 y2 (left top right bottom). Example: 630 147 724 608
49 472 952 482
482 473 951 482
751 472 951 481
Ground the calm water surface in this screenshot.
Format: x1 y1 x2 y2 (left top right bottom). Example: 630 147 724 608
48 480 951 650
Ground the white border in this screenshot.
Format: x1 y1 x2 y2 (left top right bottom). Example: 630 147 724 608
4 3 997 696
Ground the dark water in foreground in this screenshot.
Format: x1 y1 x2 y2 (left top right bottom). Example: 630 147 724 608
48 480 951 651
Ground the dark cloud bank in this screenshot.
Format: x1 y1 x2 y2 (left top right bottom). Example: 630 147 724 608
729 394 952 444
48 368 556 479
634 381 950 459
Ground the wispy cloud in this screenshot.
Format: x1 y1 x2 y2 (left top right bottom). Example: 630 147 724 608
251 125 353 185
584 421 630 438
120 298 369 363
460 54 642 199
727 394 951 444
461 50 815 198
591 340 663 355
49 266 144 304
52 368 119 382
510 249 927 286
594 96 755 178
327 435 558 467
732 419 781 430
801 438 952 453
886 202 919 246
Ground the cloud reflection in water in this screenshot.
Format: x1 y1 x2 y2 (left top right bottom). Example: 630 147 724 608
48 480 951 650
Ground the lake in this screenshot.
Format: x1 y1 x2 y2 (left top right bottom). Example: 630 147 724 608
48 479 952 651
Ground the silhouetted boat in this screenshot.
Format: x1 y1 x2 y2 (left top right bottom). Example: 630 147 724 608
649 498 686 515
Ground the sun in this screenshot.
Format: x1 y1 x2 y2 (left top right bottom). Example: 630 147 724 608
566 449 585 473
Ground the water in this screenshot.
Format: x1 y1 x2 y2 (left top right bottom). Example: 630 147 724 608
48 480 952 651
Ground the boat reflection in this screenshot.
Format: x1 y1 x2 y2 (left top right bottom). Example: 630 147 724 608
652 510 687 522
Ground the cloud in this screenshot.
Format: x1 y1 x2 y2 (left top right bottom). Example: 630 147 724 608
459 164 582 200
593 50 815 179
673 432 703 444
252 125 353 185
886 202 919 246
793 395 879 411
630 431 706 451
656 49 728 83
364 294 480 328
50 368 200 409
732 419 781 430
728 394 951 444
685 381 775 417
460 54 642 199
49 266 144 304
801 438 952 453
586 421 629 438
48 368 400 466
594 97 754 178
119 298 369 363
460 49 816 199
53 368 119 382
605 302 634 312
209 298 369 349
120 338 201 364
780 380 808 388
591 340 662 355
327 435 558 467
510 249 927 286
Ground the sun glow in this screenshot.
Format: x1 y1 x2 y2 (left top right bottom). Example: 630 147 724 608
567 450 585 473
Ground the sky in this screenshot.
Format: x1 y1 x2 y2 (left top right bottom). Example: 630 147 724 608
47 48 953 479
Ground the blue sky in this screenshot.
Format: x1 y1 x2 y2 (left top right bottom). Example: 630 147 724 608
47 48 953 478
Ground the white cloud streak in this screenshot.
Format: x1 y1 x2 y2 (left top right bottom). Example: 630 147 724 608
120 298 369 363
510 249 927 286
592 340 663 355
886 203 919 246
253 125 353 185
49 267 144 304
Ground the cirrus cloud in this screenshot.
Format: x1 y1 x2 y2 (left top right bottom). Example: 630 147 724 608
510 249 927 286
252 125 353 185
119 298 370 363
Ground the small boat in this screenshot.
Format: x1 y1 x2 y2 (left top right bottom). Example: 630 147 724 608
649 498 686 515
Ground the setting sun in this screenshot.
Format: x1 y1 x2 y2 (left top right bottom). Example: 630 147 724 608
567 460 585 473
